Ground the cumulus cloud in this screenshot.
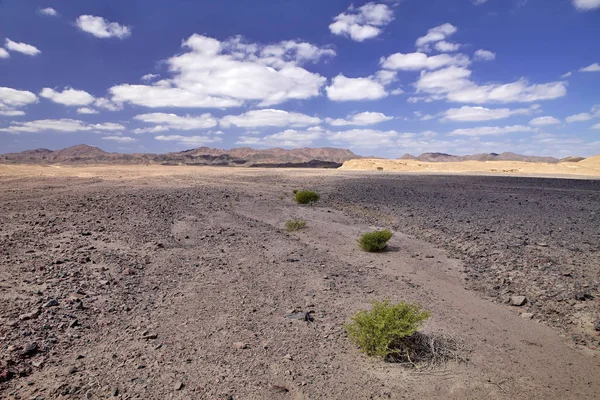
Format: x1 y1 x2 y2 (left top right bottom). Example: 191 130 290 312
76 107 98 114
442 105 536 122
40 87 95 106
473 0 489 5
529 116 561 126
414 66 567 104
592 122 600 129
565 105 600 122
103 136 137 143
133 112 218 133
561 71 573 78
5 39 41 56
435 41 461 52
141 74 159 82
448 125 534 136
329 129 411 148
0 87 38 116
76 15 131 39
580 63 600 72
39 7 58 16
0 48 9 59
0 119 125 133
572 0 600 10
109 34 332 108
329 2 394 42
326 112 393 126
415 23 457 51
474 49 496 61
220 109 320 128
237 127 325 147
326 74 387 101
94 97 122 111
155 134 223 146
381 52 470 71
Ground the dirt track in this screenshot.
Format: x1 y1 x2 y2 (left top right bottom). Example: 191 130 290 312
1 165 599 399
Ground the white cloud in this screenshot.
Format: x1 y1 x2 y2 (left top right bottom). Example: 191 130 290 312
141 73 159 82
102 136 137 143
329 2 394 42
381 52 470 71
110 34 331 108
442 105 535 122
326 74 387 101
0 87 38 117
561 71 573 78
133 112 218 133
40 87 95 106
414 66 567 104
435 41 461 52
529 116 561 126
94 97 122 111
0 119 125 133
449 125 534 137
0 48 9 59
77 107 98 114
75 15 131 39
155 134 223 146
238 127 324 148
572 0 600 10
5 39 41 56
415 23 457 51
565 105 600 122
592 123 600 129
474 49 496 61
220 109 320 128
326 112 393 126
580 63 600 72
39 7 58 16
329 129 409 148
473 0 489 5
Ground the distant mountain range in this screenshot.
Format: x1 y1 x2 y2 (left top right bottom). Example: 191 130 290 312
0 145 358 168
0 145 586 167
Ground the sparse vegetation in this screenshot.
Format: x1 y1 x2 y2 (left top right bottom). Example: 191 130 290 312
292 189 299 194
285 219 307 231
345 300 430 359
359 230 393 252
295 190 320 204
377 167 384 171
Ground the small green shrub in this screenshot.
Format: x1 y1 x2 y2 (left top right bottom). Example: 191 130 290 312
295 190 320 204
345 299 430 359
292 189 299 194
285 219 306 231
359 230 393 252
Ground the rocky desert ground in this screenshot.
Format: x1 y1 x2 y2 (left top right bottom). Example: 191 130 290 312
1 164 599 399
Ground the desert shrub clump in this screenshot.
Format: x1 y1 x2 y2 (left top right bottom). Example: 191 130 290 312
359 230 393 252
295 190 320 204
285 219 307 231
345 300 430 359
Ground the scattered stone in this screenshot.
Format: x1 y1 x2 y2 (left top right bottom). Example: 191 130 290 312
43 299 59 308
99 280 110 286
283 354 293 361
574 292 594 301
520 313 534 319
22 342 38 357
142 333 158 340
6 320 18 327
68 366 78 374
233 342 248 350
32 359 44 368
69 320 79 328
174 381 184 391
270 384 289 393
594 322 600 332
510 296 527 306
19 310 40 321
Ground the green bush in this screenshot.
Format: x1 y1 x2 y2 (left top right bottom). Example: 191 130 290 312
292 189 299 194
359 230 393 252
285 219 306 232
295 190 320 204
345 300 430 359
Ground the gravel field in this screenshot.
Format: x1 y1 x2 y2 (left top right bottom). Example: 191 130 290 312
0 166 599 399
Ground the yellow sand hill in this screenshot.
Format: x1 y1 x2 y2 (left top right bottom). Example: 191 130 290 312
340 156 600 178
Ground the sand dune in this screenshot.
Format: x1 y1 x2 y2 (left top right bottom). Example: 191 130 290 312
340 156 600 178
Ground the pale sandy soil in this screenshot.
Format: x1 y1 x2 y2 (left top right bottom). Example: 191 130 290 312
1 165 599 400
340 158 600 178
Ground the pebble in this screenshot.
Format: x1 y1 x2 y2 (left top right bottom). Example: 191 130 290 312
520 313 534 319
510 296 527 306
233 342 248 350
175 381 184 391
43 299 59 308
283 354 293 360
22 342 38 357
19 310 40 321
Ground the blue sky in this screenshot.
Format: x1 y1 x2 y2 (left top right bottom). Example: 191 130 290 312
0 0 599 157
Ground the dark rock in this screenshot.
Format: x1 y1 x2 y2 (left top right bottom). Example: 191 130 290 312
43 299 59 308
22 342 38 357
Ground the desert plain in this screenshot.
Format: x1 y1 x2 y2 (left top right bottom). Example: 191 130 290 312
0 163 599 399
